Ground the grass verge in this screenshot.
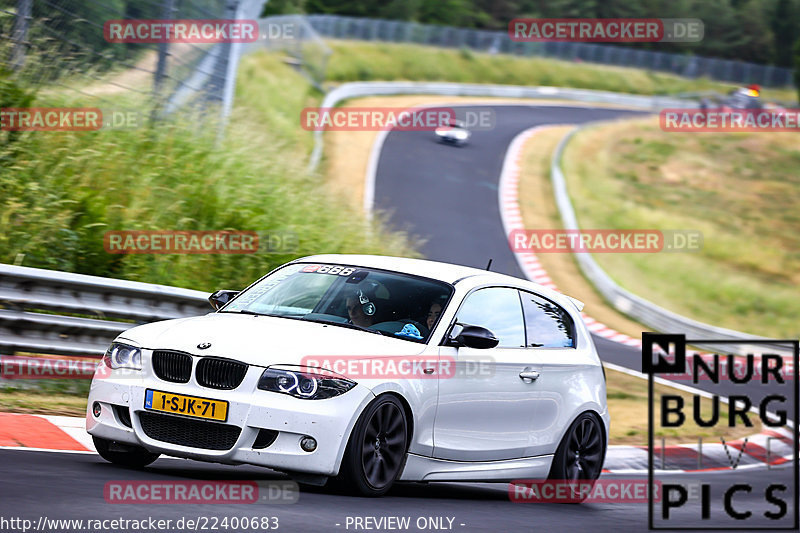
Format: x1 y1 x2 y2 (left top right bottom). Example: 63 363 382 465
561 118 800 339
0 389 88 417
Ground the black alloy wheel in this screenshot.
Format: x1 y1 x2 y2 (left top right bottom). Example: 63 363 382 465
336 395 409 496
548 412 606 502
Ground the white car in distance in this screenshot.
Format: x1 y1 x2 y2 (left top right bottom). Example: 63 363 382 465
87 255 608 497
435 120 471 145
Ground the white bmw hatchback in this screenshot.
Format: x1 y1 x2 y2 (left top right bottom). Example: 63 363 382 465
87 255 608 496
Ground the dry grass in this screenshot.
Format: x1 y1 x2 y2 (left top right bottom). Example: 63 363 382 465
605 368 762 445
0 390 88 417
562 118 800 338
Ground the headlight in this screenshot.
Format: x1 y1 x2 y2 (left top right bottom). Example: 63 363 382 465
258 368 355 400
103 342 142 370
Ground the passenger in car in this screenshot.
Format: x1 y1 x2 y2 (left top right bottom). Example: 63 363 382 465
426 300 443 331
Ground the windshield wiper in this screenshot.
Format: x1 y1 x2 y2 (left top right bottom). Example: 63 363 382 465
303 317 390 337
220 309 269 316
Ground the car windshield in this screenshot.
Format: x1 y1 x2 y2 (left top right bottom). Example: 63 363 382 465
221 263 453 343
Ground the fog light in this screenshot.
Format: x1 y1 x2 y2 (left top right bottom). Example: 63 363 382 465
92 402 102 418
300 436 317 452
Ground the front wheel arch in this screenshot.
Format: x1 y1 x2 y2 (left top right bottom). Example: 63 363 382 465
341 391 414 460
383 392 414 450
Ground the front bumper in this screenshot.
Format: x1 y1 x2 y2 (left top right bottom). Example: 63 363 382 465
86 359 374 476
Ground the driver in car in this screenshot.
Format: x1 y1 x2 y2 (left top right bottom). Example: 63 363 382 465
346 290 376 328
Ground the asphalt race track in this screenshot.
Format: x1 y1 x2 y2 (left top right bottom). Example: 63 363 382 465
0 450 794 531
0 105 795 532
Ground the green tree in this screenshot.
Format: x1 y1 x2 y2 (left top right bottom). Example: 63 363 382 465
303 0 378 17
418 0 477 27
771 0 798 66
689 0 748 60
794 38 800 101
262 0 306 16
733 0 774 65
376 0 421 21
473 0 519 29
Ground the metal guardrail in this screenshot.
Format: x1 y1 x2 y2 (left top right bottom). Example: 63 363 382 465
549 128 792 355
0 264 210 357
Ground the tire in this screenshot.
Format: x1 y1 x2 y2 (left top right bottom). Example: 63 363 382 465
336 395 409 497
93 436 160 468
547 412 606 503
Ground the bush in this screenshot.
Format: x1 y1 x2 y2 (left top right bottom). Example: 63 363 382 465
0 101 416 291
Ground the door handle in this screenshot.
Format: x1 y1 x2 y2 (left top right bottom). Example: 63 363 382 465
519 370 540 382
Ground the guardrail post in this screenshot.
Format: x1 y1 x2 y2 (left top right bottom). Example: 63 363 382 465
8 0 32 71
153 0 175 96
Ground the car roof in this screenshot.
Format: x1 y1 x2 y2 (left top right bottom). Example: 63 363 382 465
290 255 585 312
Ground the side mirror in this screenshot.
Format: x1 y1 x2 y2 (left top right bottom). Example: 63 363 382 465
208 290 239 311
448 324 499 349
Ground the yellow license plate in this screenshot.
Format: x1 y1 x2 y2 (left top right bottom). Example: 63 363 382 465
144 389 228 422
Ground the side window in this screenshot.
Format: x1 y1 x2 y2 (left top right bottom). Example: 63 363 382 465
520 291 575 348
456 287 525 348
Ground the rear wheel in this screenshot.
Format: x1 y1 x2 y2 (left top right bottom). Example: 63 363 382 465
548 412 605 502
336 395 409 497
93 436 160 468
